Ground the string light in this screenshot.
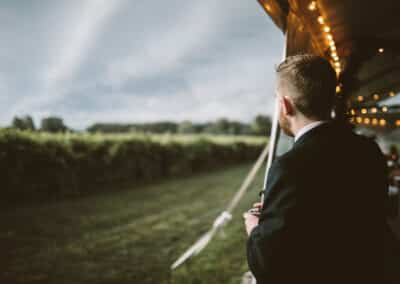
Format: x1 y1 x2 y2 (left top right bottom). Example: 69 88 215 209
357 95 364 102
382 106 388 112
378 48 384 53
264 4 271 12
361 108 367 114
351 115 400 128
308 1 317 11
350 109 356 115
309 2 341 75
373 94 380 100
389 91 396 97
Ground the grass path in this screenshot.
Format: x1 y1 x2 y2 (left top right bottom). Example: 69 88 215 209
0 163 264 284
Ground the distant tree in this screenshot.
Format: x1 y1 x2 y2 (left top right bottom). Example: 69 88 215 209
215 118 230 134
23 116 35 130
87 123 130 133
202 118 229 134
12 117 26 130
251 115 272 136
228 121 252 135
41 116 67 133
85 116 270 136
12 115 35 131
87 122 178 134
178 121 195 134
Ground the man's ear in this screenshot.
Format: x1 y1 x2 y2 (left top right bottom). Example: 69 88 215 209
280 96 295 116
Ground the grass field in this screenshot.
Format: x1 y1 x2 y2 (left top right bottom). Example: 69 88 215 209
0 163 264 284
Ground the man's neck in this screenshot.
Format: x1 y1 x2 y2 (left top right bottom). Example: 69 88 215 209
292 117 329 142
292 117 320 137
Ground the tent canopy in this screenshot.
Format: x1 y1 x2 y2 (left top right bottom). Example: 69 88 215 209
258 0 400 131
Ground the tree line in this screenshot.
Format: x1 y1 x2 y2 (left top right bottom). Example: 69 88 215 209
9 114 272 136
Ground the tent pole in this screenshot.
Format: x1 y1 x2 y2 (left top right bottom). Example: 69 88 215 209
260 31 288 202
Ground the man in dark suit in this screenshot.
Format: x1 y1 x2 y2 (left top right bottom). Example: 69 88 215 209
243 54 392 284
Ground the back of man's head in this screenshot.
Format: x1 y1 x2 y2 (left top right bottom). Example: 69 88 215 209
276 54 337 120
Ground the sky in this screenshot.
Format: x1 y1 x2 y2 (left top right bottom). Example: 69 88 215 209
0 0 283 130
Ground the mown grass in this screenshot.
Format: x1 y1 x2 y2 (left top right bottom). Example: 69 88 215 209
0 163 264 284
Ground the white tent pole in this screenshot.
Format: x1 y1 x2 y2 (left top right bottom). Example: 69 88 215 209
260 31 288 202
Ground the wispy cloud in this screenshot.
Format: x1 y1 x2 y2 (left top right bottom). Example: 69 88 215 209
106 1 224 86
45 0 124 87
12 0 125 114
0 0 283 129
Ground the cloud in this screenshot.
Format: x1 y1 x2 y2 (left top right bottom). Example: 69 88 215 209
11 0 126 114
106 1 225 86
0 0 283 129
44 0 125 87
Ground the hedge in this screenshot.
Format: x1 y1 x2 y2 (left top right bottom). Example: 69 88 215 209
0 129 265 202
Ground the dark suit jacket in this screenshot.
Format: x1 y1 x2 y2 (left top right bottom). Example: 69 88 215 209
247 120 393 284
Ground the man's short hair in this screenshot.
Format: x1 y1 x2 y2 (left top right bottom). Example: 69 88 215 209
276 54 337 120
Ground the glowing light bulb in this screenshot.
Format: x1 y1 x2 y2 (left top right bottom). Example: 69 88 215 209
324 26 331 32
361 108 367 114
364 118 370 124
382 106 388 112
372 118 378 126
378 48 384 53
308 1 317 11
373 94 380 100
371 107 377 113
396 120 400 127
379 119 386 126
318 16 324 24
357 96 364 102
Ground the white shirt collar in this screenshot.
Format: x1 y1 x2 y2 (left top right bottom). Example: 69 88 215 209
294 121 328 142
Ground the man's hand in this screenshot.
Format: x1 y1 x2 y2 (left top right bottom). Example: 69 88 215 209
252 202 263 210
243 212 259 236
243 202 263 235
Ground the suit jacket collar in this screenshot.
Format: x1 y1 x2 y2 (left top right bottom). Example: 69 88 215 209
294 121 329 142
292 119 336 149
